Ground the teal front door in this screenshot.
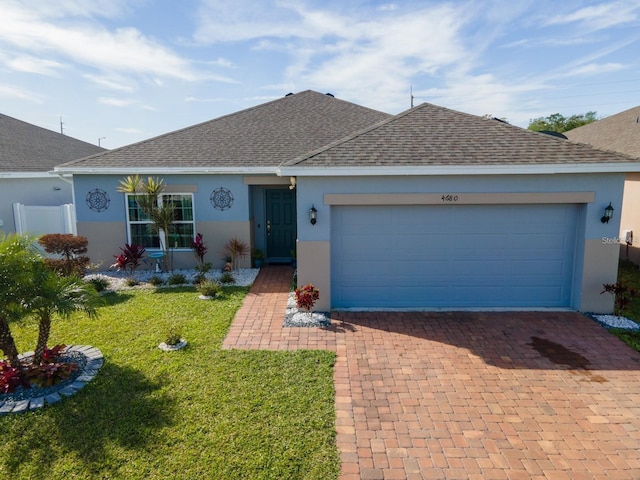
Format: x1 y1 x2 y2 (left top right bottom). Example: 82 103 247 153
266 189 296 262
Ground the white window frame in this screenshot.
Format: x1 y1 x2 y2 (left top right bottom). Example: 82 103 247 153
125 193 195 250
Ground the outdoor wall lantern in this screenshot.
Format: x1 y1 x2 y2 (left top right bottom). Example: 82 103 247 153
309 205 318 225
601 202 614 224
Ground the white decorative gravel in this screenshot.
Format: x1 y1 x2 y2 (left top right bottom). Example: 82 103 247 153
283 292 330 327
85 268 259 291
593 314 640 330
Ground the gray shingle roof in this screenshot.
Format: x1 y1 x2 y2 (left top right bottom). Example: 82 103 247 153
284 102 640 168
564 106 640 159
0 113 105 172
56 91 391 171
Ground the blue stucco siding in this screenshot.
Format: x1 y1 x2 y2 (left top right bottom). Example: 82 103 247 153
73 174 251 224
295 173 625 243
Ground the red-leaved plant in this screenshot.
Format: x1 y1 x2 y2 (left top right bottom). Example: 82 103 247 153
26 361 78 388
1 345 78 393
112 244 146 276
295 284 319 317
191 233 208 266
601 283 638 316
0 362 31 394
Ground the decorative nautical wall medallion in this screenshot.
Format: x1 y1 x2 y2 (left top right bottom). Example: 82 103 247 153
86 189 110 212
210 187 233 211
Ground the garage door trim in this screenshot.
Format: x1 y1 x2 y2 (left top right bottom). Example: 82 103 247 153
325 191 594 206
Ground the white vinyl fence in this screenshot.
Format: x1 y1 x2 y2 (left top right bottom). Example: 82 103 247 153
12 203 77 236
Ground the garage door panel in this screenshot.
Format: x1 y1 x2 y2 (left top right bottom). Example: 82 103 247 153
514 233 572 251
510 260 569 276
331 204 578 309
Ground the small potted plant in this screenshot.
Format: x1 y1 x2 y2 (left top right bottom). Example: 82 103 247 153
251 248 265 268
197 279 222 299
159 327 187 351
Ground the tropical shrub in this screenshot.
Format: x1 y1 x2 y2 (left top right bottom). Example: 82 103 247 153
224 238 249 270
148 275 164 286
165 327 183 346
168 273 187 285
86 276 110 292
112 243 146 276
219 272 235 284
38 233 90 276
295 284 319 314
601 283 638 316
27 264 99 364
26 360 78 387
197 280 222 298
0 361 30 394
191 233 208 266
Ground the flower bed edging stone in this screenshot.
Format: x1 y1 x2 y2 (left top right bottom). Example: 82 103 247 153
0 345 103 415
158 339 188 351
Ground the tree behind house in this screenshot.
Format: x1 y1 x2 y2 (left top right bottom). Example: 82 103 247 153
528 111 598 133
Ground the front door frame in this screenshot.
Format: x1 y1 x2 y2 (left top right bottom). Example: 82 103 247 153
264 187 297 263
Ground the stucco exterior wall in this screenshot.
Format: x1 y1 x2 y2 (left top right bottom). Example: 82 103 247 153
620 172 640 265
295 173 624 313
73 174 252 270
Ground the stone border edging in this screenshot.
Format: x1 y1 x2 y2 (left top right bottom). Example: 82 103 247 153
0 345 103 415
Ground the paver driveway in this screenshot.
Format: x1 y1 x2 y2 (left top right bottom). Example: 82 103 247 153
223 267 640 479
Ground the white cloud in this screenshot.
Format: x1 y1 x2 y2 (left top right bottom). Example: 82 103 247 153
546 1 640 31
0 83 44 102
22 0 134 20
6 56 65 76
377 3 397 12
0 2 208 82
84 74 135 92
562 62 627 77
98 97 137 107
205 57 236 69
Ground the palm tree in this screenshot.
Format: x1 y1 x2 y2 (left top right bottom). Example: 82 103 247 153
28 264 100 365
0 234 39 365
118 175 176 271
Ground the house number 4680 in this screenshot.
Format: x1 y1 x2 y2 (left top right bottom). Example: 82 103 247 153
441 195 459 202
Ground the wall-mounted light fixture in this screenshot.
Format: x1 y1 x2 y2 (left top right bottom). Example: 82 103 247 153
601 202 614 223
309 205 318 225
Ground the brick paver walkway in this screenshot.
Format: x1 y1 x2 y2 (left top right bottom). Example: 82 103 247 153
223 266 640 479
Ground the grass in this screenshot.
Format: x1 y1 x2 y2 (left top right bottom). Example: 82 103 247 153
608 260 640 354
0 286 339 480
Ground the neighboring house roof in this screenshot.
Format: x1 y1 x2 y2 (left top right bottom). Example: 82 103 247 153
564 105 640 159
281 102 640 175
0 113 105 173
56 90 391 173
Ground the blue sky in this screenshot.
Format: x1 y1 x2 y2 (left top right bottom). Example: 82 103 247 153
1 0 639 149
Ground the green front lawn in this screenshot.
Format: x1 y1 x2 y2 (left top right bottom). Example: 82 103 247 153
0 287 339 480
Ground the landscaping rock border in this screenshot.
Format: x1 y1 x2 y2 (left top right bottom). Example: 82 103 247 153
0 345 103 415
158 339 188 351
590 314 640 330
283 292 330 327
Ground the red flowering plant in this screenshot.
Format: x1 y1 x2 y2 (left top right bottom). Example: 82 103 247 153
111 244 146 276
295 284 320 318
191 233 208 268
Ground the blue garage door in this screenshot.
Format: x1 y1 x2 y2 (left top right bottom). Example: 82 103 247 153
331 204 578 309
